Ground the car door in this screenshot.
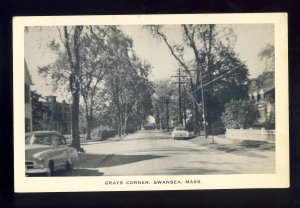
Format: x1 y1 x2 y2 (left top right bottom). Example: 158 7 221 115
51 133 68 169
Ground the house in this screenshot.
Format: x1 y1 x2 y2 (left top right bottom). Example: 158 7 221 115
248 71 275 123
39 96 72 134
25 61 32 132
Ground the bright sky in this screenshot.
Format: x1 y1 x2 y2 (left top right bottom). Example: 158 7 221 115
25 24 274 101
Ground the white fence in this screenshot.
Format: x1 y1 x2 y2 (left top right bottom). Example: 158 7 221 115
225 128 275 143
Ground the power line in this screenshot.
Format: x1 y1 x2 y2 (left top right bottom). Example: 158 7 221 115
191 61 246 94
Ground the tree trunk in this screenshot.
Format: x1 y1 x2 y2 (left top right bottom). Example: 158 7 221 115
120 111 123 137
71 91 80 150
118 111 122 137
193 101 200 136
85 106 93 141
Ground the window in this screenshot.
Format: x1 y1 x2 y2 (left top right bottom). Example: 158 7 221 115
33 134 52 145
52 134 66 145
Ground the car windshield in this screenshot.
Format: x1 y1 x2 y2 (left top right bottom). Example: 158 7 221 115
176 127 185 131
32 134 52 145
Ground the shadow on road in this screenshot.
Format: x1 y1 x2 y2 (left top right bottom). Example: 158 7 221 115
53 169 104 176
148 167 235 175
77 153 167 168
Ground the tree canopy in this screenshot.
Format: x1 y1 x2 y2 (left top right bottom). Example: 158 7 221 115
147 24 249 136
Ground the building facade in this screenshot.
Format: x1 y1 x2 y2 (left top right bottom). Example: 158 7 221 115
40 96 72 134
249 72 275 124
25 61 32 132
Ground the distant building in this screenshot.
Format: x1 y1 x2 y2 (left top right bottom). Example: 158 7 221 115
249 72 275 123
39 96 72 134
25 61 32 132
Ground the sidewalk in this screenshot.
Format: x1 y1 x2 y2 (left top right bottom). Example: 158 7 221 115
190 134 275 157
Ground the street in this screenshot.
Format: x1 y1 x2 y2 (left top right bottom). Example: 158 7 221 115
54 130 275 176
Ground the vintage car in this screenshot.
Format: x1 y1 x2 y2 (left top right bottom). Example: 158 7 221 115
171 127 190 140
25 131 78 176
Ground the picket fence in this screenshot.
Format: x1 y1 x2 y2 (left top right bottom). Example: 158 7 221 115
225 128 275 143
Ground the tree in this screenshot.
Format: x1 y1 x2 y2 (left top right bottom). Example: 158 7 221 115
258 44 274 72
31 91 51 131
153 80 177 131
103 26 154 136
79 26 112 140
221 99 259 129
147 25 249 137
39 26 84 151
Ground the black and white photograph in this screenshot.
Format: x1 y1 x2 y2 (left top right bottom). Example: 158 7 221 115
14 14 289 192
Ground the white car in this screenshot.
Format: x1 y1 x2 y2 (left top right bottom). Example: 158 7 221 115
171 127 190 140
25 131 78 176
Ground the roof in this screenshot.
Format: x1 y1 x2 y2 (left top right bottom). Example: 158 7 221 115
249 71 275 93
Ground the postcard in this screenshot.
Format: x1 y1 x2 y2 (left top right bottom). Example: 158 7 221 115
14 13 289 192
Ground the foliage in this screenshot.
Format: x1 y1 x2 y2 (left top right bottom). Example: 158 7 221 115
258 44 274 72
250 71 274 92
103 27 154 136
147 24 249 136
37 25 153 144
152 80 177 130
222 99 259 129
31 91 51 131
99 129 118 140
209 121 226 135
265 110 275 129
38 26 84 150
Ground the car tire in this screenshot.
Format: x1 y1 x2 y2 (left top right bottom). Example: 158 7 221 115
65 159 73 171
46 161 54 176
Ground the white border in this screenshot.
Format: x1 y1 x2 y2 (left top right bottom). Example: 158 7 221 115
14 13 289 192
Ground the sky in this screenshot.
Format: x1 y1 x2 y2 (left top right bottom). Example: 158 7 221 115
24 24 274 101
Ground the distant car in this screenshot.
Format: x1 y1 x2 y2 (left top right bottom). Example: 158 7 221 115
144 123 156 130
171 127 190 140
25 131 78 176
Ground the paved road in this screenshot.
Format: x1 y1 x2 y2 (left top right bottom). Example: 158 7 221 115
54 130 275 176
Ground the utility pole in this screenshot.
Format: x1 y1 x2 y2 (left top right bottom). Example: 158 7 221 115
190 68 207 138
171 68 187 126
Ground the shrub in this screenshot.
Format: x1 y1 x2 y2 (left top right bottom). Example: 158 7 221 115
209 121 225 135
125 127 136 134
222 99 259 129
100 129 118 140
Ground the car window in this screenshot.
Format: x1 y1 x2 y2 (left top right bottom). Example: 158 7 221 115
33 134 52 145
25 134 32 144
52 134 66 145
176 127 185 131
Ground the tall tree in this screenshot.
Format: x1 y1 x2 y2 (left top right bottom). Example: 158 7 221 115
39 26 84 151
104 26 153 136
79 26 112 140
147 25 249 137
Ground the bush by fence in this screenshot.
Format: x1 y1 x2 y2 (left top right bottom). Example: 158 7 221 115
65 128 118 143
225 128 275 143
100 129 118 140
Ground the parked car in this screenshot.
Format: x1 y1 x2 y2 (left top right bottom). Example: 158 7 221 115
171 127 190 140
25 131 78 176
